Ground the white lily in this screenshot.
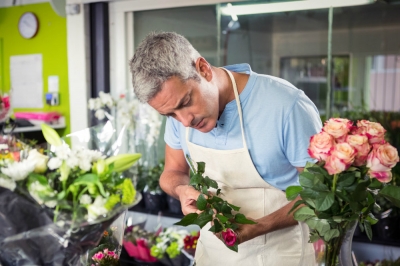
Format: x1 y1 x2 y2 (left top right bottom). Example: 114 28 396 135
0 177 16 191
87 195 108 221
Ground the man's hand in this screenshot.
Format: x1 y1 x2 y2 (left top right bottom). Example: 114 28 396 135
175 185 202 215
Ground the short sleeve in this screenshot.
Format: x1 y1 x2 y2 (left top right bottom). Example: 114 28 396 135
283 91 322 167
164 117 182 150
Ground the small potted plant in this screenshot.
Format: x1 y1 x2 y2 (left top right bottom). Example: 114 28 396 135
136 160 167 212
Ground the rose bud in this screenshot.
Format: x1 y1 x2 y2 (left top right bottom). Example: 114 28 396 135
324 143 356 175
346 134 371 166
369 170 392 183
367 143 399 172
222 228 237 247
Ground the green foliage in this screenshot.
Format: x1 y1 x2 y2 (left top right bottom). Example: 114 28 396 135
174 156 256 252
287 163 400 245
136 160 164 193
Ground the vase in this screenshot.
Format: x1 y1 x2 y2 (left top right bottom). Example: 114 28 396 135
316 221 358 266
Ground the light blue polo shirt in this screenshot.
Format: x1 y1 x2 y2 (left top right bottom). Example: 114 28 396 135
164 64 322 190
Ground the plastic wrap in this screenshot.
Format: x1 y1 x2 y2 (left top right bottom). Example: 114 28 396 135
0 122 138 266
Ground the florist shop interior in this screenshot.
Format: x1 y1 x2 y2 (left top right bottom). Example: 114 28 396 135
0 0 400 265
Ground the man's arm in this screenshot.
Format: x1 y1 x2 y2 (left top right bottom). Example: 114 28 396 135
160 144 201 215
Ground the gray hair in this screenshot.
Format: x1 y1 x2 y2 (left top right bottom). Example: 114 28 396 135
129 32 201 103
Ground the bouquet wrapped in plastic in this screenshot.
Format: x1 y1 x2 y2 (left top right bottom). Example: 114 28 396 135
0 122 141 265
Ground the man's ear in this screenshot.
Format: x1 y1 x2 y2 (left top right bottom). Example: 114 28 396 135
195 57 213 81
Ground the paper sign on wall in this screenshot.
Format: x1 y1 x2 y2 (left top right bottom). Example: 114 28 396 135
10 54 43 108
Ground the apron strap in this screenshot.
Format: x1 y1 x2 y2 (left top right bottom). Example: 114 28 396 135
220 67 248 150
185 68 248 150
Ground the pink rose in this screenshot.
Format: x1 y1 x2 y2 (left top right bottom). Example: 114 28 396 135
92 252 104 261
369 171 392 183
357 120 386 144
324 143 356 175
346 134 371 166
222 229 237 246
323 118 353 139
308 132 335 161
367 143 399 172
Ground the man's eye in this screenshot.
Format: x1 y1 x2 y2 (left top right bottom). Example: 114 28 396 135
183 98 191 107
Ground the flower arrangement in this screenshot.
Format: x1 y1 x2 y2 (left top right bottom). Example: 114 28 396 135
0 124 142 265
175 157 256 252
285 118 400 265
183 231 200 256
91 248 119 266
150 227 189 260
123 225 159 262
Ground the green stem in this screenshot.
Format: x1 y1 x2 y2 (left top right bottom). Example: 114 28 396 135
332 174 339 193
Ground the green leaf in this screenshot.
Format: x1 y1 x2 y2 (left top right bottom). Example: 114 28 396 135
299 188 319 200
352 180 370 201
366 213 379 225
294 206 315 221
309 233 320 243
288 200 304 214
216 214 228 224
235 213 256 224
190 173 203 186
194 212 213 228
202 186 208 195
299 172 315 188
226 243 238 253
324 229 340 241
221 203 233 214
364 220 373 240
41 124 62 146
368 178 383 189
73 174 99 185
305 218 330 236
213 219 223 233
196 194 207 211
315 192 334 211
313 183 329 192
337 173 356 188
216 189 221 195
378 185 400 208
204 176 218 189
174 213 199 226
197 162 206 174
105 153 141 172
286 186 303 201
228 203 240 212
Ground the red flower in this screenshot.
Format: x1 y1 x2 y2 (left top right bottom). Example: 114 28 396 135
222 229 237 246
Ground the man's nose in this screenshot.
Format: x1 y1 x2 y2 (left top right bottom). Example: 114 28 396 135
176 110 193 127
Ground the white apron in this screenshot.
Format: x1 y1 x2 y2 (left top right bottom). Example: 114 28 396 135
187 68 315 266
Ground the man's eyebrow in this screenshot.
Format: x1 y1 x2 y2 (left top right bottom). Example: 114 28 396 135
159 93 189 116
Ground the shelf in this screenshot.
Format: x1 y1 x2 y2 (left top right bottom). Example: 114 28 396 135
353 234 400 247
4 116 66 133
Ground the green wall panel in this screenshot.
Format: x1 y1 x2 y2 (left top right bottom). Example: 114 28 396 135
0 2 70 136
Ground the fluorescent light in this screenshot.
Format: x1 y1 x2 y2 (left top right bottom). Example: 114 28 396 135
227 3 238 21
221 0 375 16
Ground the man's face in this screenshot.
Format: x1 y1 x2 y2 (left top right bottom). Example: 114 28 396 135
148 76 219 133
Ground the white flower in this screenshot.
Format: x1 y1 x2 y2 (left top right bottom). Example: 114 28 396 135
27 149 49 174
66 156 79 169
48 157 62 170
78 158 92 172
95 109 106 120
54 144 71 160
1 160 35 181
0 177 16 191
80 194 92 205
87 195 108 221
88 98 102 110
99 92 114 108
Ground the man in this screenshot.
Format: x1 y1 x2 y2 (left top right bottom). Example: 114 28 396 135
130 32 322 265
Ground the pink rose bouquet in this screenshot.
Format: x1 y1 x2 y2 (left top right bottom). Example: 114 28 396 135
286 118 400 266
